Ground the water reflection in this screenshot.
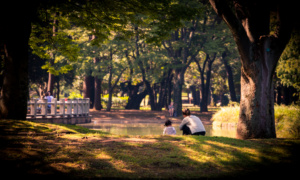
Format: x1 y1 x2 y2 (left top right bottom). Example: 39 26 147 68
78 122 237 138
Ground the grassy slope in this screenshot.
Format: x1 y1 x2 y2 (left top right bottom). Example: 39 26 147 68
0 120 299 179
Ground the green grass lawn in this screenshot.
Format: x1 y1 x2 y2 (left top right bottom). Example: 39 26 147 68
1 120 299 179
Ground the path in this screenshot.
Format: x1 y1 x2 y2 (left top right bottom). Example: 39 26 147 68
89 109 214 125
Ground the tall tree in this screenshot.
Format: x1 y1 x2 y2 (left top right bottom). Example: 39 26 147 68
194 52 217 112
210 0 296 139
0 2 35 119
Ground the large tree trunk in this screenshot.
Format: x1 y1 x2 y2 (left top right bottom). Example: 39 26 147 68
0 4 33 120
210 0 294 139
238 55 276 139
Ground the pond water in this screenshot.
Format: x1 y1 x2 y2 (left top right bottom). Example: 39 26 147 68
77 122 237 138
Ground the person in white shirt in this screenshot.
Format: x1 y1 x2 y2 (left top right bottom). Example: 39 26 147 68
163 120 176 135
179 109 206 136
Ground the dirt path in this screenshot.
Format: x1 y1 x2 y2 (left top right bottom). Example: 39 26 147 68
89 109 214 125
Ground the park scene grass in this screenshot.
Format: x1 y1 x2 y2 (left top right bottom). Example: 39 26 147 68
1 110 300 179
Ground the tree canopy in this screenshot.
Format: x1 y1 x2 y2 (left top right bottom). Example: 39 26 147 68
0 0 298 128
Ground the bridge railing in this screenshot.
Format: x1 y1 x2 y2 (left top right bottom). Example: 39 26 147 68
27 98 90 118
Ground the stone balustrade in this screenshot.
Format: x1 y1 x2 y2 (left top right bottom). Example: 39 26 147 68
26 98 91 124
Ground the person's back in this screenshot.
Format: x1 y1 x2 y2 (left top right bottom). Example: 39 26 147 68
163 126 176 135
179 109 206 135
187 115 205 133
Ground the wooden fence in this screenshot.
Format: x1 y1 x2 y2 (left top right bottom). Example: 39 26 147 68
27 98 90 119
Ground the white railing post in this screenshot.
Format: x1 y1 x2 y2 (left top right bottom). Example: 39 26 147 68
51 98 57 117
86 98 90 116
30 98 37 118
41 99 48 117
82 98 87 116
78 98 83 116
59 99 65 117
66 99 72 117
73 99 78 116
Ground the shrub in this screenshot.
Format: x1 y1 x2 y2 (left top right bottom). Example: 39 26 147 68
68 92 83 99
211 106 239 123
275 105 300 138
101 95 129 107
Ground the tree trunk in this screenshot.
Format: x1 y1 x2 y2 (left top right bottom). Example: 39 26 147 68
209 0 294 139
126 88 148 109
190 85 200 106
107 90 113 111
83 76 94 108
56 76 60 101
125 82 143 109
238 54 276 139
0 4 33 119
198 54 216 112
47 73 55 95
199 66 207 112
47 14 58 95
173 69 184 116
94 57 102 110
106 64 113 111
94 76 102 110
221 51 237 102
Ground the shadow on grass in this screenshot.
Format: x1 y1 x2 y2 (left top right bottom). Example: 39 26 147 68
1 120 299 179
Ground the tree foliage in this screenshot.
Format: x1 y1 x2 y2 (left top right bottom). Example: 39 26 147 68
276 31 300 96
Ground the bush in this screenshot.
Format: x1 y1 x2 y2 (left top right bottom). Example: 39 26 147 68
275 105 300 138
211 106 239 123
211 105 300 138
101 95 129 107
68 92 83 99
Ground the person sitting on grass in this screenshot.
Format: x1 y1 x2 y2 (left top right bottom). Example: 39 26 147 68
163 119 176 135
179 109 206 136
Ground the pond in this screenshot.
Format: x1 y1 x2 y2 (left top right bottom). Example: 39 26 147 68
77 122 237 138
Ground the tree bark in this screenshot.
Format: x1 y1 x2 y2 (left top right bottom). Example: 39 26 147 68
210 0 294 139
173 69 184 116
0 3 33 119
93 57 102 110
125 82 145 109
47 13 59 95
201 53 216 112
83 75 94 108
221 51 237 102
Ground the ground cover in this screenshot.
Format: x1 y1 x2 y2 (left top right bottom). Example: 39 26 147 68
1 119 299 179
